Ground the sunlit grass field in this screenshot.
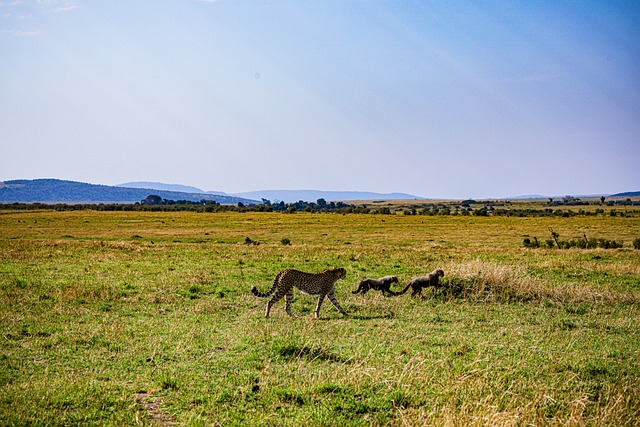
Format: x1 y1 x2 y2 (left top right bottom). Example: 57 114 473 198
1 209 639 425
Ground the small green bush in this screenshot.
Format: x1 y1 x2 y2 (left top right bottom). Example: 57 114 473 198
523 237 540 248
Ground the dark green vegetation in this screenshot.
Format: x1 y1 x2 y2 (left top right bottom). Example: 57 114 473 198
1 207 639 425
524 229 625 250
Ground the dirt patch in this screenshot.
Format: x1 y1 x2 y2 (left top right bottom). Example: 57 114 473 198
135 392 178 426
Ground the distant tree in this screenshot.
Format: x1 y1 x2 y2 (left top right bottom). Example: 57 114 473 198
317 198 327 208
549 228 560 248
600 196 606 204
142 195 162 205
473 207 488 216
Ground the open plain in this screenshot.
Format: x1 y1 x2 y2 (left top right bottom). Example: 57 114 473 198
1 205 639 426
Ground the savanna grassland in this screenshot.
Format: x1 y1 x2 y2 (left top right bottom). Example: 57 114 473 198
1 206 639 426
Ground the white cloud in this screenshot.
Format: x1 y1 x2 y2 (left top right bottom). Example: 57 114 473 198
36 0 76 13
17 28 41 35
52 3 75 13
0 28 43 36
0 1 25 7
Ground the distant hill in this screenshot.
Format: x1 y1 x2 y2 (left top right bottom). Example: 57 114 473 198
509 194 549 200
510 195 602 200
611 191 640 197
117 181 207 194
117 181 230 196
4 179 631 204
0 179 257 205
232 189 426 203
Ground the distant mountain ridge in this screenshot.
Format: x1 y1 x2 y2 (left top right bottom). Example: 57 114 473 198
116 183 424 202
0 179 256 204
611 191 640 197
0 179 424 204
231 189 426 203
1 179 636 204
117 181 209 194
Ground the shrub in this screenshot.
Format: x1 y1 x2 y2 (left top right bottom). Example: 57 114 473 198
244 237 259 245
527 230 624 250
634 238 640 250
598 238 622 249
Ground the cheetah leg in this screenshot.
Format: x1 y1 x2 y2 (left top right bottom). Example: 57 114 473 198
285 293 296 318
328 292 348 317
265 300 273 317
266 292 284 317
314 294 326 318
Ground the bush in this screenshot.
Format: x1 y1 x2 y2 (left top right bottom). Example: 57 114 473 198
634 238 640 250
526 233 623 250
244 237 259 245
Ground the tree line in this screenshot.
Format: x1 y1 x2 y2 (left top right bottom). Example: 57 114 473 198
0 195 638 216
0 196 361 213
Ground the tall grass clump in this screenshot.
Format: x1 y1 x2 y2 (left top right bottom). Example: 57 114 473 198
445 259 640 305
446 260 546 302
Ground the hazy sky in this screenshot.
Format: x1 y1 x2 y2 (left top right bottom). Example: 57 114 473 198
1 1 639 198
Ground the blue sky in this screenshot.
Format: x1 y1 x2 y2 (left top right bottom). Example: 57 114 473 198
1 0 638 198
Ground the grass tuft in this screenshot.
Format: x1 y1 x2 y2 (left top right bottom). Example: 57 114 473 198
444 259 640 305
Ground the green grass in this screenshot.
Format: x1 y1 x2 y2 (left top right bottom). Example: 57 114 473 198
1 209 639 425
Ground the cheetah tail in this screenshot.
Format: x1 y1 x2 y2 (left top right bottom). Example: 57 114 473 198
251 271 281 298
396 283 411 296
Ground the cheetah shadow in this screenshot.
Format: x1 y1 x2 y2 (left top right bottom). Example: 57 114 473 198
350 313 396 320
310 313 394 321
